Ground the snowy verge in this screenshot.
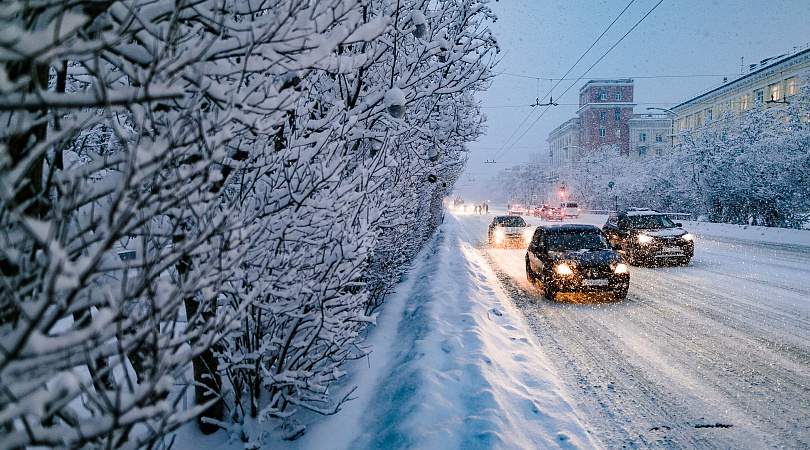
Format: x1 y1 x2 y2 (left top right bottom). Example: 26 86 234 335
284 214 599 449
681 220 810 247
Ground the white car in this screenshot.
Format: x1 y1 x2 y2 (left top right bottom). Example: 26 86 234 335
488 215 533 248
559 201 580 219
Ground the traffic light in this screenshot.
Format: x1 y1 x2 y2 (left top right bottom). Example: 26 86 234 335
559 187 565 199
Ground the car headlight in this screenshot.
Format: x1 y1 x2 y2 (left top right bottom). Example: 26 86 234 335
682 233 693 241
523 229 533 241
637 234 653 244
494 230 504 242
555 263 574 275
613 263 628 274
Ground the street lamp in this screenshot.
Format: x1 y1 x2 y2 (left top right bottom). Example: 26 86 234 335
646 107 677 149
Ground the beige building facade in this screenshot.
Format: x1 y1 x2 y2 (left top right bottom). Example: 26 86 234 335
671 45 810 137
627 114 671 159
548 117 580 168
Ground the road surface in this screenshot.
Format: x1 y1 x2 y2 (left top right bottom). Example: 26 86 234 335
456 211 810 449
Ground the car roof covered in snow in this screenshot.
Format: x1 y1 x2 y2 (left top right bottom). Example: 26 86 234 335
537 224 602 233
624 208 664 216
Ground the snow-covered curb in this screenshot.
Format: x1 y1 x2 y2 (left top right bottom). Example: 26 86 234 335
682 220 810 247
291 215 599 449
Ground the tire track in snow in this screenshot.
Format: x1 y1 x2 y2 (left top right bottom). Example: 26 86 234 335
458 213 810 448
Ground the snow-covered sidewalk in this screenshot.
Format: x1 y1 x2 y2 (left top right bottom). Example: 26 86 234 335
286 214 598 449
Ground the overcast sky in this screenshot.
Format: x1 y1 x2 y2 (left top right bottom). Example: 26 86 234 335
457 0 810 201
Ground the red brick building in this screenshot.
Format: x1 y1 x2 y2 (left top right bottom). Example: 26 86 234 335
576 79 635 155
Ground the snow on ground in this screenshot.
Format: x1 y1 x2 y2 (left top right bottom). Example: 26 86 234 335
175 211 810 449
288 214 598 449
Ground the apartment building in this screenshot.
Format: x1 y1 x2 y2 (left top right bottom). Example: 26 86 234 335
548 117 580 168
577 79 635 156
627 114 671 159
549 78 670 167
671 45 810 136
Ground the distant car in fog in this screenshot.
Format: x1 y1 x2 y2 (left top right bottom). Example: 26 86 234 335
488 215 533 248
533 204 550 217
508 204 525 215
559 201 580 218
525 224 629 301
543 207 564 221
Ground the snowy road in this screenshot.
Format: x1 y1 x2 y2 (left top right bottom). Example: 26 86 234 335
457 211 810 449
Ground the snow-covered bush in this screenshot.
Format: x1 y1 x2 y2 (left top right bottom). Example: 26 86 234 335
0 0 396 446
215 0 497 438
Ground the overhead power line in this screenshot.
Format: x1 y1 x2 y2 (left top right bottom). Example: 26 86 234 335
489 0 638 163
494 0 666 162
496 72 741 81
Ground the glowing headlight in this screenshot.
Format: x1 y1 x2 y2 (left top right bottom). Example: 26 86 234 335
637 234 653 244
523 229 533 241
494 230 504 242
682 233 693 241
555 263 574 275
613 263 629 274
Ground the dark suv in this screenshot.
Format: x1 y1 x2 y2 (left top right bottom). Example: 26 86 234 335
602 209 694 266
525 224 630 301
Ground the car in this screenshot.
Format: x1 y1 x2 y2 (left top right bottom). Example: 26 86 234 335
602 208 694 266
525 224 629 301
533 204 550 217
508 204 525 215
559 201 580 218
544 206 564 221
488 215 533 248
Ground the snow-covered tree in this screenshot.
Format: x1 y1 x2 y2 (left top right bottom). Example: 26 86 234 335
676 77 810 226
0 0 388 446
214 1 497 441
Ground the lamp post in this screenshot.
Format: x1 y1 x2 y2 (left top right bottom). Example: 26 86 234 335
646 107 677 149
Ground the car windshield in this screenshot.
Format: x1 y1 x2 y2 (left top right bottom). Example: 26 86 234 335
494 216 526 227
626 214 676 229
546 231 610 251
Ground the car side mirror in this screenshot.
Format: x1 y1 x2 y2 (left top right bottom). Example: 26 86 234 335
675 222 682 227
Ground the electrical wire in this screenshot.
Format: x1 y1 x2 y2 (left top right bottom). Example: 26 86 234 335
493 0 666 162
497 72 740 81
488 0 637 163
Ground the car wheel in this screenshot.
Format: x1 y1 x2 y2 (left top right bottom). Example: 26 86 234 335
525 257 536 282
543 275 557 301
680 257 691 266
613 287 628 300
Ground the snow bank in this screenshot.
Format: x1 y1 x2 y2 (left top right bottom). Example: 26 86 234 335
285 215 597 449
682 221 810 247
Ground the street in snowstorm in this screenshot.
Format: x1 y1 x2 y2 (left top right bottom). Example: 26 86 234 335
456 210 810 449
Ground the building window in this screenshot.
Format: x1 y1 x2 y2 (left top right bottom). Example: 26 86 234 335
756 91 764 103
599 91 607 101
771 84 780 101
789 80 798 96
599 128 606 137
615 129 621 138
615 92 622 101
656 148 663 156
615 109 620 121
741 94 748 110
706 109 712 121
638 147 646 157
655 133 663 142
600 111 606 120
639 133 646 142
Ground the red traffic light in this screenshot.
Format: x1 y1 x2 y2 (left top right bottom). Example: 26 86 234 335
559 188 565 199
